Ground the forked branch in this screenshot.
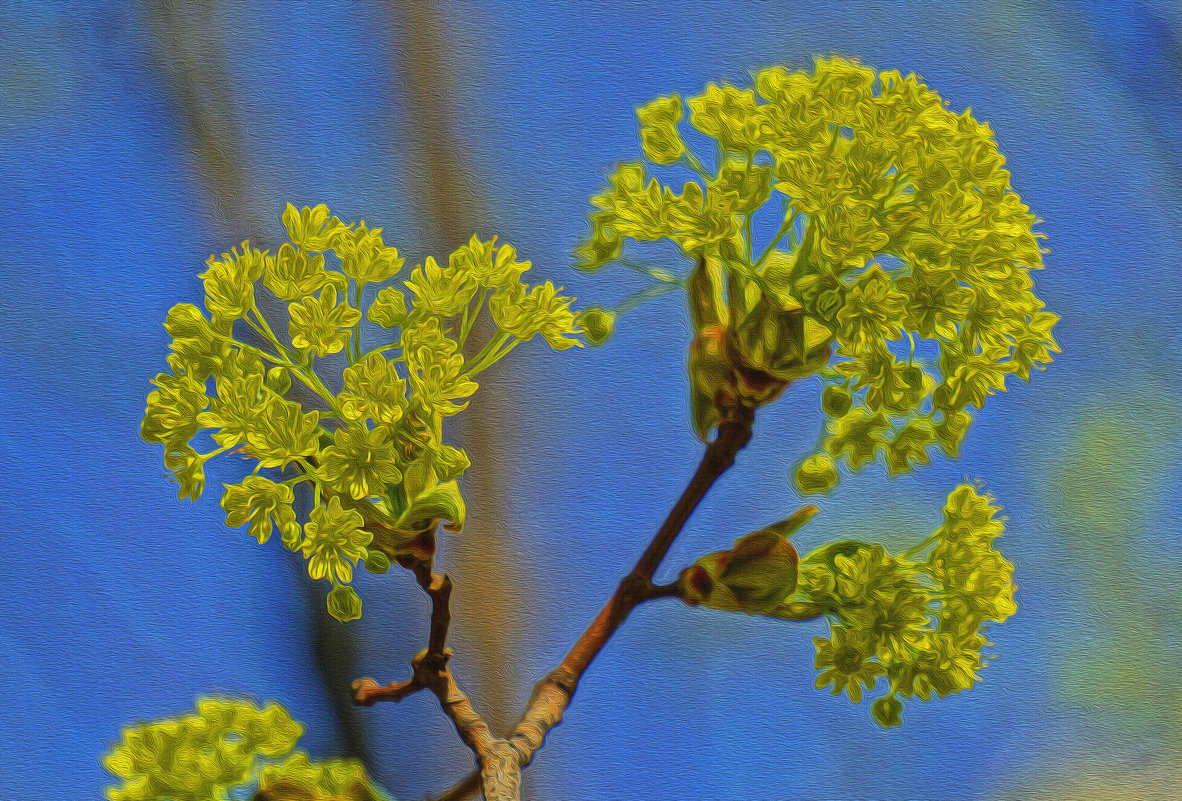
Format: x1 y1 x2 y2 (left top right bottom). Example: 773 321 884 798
405 405 755 800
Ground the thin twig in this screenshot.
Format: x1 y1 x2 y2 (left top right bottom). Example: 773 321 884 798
351 676 422 706
352 553 506 794
412 647 498 759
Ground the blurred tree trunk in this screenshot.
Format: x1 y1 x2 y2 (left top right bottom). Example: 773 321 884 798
386 0 527 737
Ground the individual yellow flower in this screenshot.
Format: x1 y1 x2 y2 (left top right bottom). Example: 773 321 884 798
814 625 886 703
162 303 232 380
199 241 267 326
844 589 932 664
449 236 531 289
300 497 371 583
335 222 405 285
264 242 338 301
686 82 767 153
367 286 408 328
488 280 582 350
402 317 478 417
163 444 205 502
244 402 321 469
831 544 911 604
338 352 408 426
198 362 267 449
282 203 346 252
317 424 403 500
287 286 361 357
141 371 208 447
636 93 686 165
220 476 300 547
938 483 1005 545
825 406 889 470
404 255 478 317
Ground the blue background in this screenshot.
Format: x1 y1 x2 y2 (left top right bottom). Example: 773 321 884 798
2 2 1180 799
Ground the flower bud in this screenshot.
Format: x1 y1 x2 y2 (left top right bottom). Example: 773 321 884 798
327 584 363 622
265 366 292 395
872 694 903 728
364 551 391 574
822 385 852 418
579 306 616 346
795 453 839 495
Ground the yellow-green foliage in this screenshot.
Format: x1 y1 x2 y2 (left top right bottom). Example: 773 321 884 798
577 56 1059 488
102 698 380 801
142 206 583 620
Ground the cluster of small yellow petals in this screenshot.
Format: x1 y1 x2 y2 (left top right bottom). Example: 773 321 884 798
576 57 1057 486
142 206 583 621
102 698 379 801
797 482 1016 727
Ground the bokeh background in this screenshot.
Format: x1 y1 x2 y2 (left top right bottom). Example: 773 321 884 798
3 2 1181 799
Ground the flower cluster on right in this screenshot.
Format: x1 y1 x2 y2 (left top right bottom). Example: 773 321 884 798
800 483 1015 727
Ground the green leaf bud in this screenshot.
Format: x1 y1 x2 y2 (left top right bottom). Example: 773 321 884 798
679 510 815 616
718 528 800 613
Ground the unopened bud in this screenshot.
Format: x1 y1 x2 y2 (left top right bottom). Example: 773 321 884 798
579 307 616 346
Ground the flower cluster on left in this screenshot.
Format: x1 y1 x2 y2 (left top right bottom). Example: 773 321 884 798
142 204 583 620
103 698 385 801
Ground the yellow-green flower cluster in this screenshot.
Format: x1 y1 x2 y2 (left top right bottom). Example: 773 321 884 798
102 698 302 801
141 205 584 620
577 57 1058 486
791 482 1014 726
102 698 383 801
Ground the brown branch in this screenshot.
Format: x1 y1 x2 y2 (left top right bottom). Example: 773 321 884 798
412 647 498 759
370 408 755 800
409 409 755 800
351 553 505 794
505 404 755 766
351 543 453 706
403 560 454 659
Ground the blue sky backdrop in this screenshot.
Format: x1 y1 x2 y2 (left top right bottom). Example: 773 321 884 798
2 2 1180 799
